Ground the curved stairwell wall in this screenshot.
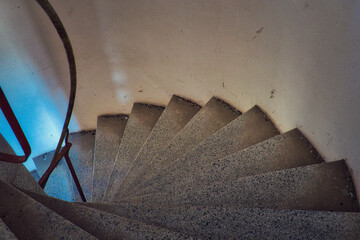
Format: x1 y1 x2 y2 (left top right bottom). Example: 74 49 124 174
1 0 360 197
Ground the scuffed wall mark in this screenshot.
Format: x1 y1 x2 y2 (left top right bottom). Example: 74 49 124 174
270 89 276 99
251 26 264 40
304 2 309 9
256 27 264 34
138 87 143 93
222 81 225 88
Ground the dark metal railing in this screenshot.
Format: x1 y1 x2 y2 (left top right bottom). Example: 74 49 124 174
0 87 31 163
35 0 86 202
0 0 86 202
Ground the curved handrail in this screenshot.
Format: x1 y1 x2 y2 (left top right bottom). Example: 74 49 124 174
35 0 77 170
0 87 31 163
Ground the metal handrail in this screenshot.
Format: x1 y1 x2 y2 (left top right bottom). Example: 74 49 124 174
0 87 31 163
35 0 86 201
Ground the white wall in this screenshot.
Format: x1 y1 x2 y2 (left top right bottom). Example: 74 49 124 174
1 0 360 196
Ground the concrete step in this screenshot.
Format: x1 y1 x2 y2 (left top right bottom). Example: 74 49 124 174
128 106 280 197
92 114 128 202
124 161 360 212
0 133 45 196
22 190 194 240
103 103 164 202
0 179 96 240
114 97 241 200
129 128 323 198
67 131 96 202
0 219 17 240
33 131 96 201
80 202 360 239
106 95 201 202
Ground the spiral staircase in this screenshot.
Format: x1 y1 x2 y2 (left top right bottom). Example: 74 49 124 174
0 94 359 239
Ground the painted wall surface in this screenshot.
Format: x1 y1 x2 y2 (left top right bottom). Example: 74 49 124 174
1 0 360 196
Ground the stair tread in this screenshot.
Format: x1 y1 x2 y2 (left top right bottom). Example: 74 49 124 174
114 97 240 199
127 106 280 197
22 190 194 240
66 131 96 202
123 160 359 212
106 95 201 202
103 103 164 202
0 219 17 240
130 128 323 198
92 114 128 202
0 179 96 240
80 202 360 239
0 133 45 196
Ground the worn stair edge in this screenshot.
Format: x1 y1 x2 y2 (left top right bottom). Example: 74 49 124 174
80 202 360 240
67 130 96 202
113 97 241 200
21 190 194 240
126 105 281 198
0 219 17 240
0 133 45 196
103 103 164 202
105 95 201 202
129 128 323 198
122 161 360 212
0 179 96 240
92 114 128 202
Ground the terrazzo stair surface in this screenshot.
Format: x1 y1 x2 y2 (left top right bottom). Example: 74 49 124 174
0 133 45 196
92 114 128 202
114 97 241 200
104 95 201 201
125 105 280 198
1 95 360 239
80 202 360 239
124 160 360 212
33 131 96 201
103 103 164 202
0 179 96 240
21 190 194 240
128 128 323 198
0 219 17 240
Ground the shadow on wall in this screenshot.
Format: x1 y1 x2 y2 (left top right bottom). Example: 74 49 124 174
0 0 79 171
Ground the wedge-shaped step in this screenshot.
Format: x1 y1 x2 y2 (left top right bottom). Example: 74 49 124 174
125 161 359 212
127 106 280 197
0 219 17 240
67 131 96 202
105 95 201 201
80 202 360 239
114 97 241 199
129 128 322 198
92 114 128 202
33 131 96 201
0 133 45 196
0 179 96 239
103 103 164 202
22 190 193 239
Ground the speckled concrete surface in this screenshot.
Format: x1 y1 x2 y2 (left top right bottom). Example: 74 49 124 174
34 150 76 201
108 95 201 202
0 133 45 196
80 202 360 239
0 179 96 240
23 190 194 240
103 103 164 202
92 114 128 202
124 161 360 212
0 219 17 240
114 97 240 200
127 106 279 197
67 130 96 202
129 128 323 198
